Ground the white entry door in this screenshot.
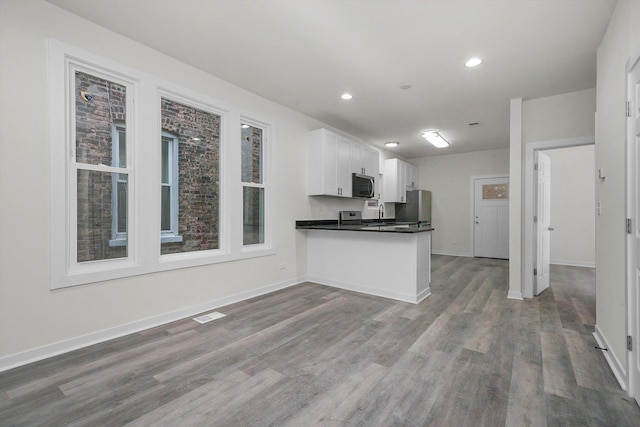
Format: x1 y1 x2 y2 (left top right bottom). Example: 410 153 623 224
535 151 552 295
474 177 509 259
628 52 640 405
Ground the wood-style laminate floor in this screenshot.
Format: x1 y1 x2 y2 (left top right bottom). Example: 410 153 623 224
1 256 639 426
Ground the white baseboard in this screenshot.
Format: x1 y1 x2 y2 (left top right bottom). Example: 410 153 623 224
507 290 524 300
0 277 304 373
306 276 430 304
431 250 472 258
593 324 627 391
550 259 596 268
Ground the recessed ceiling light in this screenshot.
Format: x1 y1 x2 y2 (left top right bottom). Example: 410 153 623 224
421 130 450 148
465 57 482 67
341 93 353 100
385 141 400 148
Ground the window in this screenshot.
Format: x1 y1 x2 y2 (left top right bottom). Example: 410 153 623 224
74 69 132 262
160 132 181 243
241 122 266 246
160 96 220 255
482 184 509 200
110 123 128 246
50 40 274 289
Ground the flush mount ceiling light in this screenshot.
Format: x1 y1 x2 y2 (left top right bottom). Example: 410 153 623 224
385 141 400 148
341 93 353 100
241 124 250 129
465 57 482 67
421 130 450 148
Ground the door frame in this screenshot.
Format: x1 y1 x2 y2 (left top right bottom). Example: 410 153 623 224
523 136 595 298
470 174 509 257
626 49 640 401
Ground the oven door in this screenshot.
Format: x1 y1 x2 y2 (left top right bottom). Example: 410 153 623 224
352 173 375 198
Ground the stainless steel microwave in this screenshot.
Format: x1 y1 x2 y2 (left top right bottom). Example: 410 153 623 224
352 173 375 198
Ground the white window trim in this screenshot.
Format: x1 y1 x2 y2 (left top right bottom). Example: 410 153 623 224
49 40 275 289
49 43 141 289
239 116 274 254
240 116 273 249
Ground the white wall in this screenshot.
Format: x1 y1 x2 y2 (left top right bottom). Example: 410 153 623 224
545 145 595 267
0 0 394 367
410 149 509 257
522 89 597 143
509 88 596 298
595 0 640 381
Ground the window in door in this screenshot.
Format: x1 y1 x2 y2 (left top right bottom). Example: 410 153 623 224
482 183 509 200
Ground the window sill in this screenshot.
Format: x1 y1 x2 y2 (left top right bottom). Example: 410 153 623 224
108 234 184 247
108 237 127 247
160 234 183 244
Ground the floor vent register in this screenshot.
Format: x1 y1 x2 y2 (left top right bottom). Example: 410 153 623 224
193 311 226 324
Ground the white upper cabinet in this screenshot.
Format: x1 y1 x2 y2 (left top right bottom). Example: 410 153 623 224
308 129 379 198
406 163 418 189
308 129 352 197
351 143 379 177
383 158 408 203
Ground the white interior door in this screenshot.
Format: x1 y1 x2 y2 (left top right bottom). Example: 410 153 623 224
474 177 509 259
628 53 640 405
535 151 552 295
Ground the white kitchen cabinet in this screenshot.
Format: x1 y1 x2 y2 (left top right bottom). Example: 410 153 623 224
351 143 379 177
383 158 408 203
308 129 352 197
406 163 418 189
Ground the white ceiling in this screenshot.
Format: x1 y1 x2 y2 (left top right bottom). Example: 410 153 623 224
47 0 616 158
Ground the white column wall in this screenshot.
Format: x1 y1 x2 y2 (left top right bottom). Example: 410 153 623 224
594 0 640 379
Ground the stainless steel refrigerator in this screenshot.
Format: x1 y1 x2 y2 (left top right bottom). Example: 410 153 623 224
395 190 432 224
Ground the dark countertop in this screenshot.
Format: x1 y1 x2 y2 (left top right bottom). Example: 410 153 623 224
296 219 434 234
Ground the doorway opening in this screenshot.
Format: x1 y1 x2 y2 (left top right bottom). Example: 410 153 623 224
523 136 595 299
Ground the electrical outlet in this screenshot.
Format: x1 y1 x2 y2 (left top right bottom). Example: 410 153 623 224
279 263 286 270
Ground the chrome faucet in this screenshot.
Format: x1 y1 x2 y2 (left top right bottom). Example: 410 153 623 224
378 203 385 221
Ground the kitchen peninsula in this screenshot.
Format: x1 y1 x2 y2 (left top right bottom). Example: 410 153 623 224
296 219 434 304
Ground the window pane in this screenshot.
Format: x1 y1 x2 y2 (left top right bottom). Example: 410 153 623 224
161 185 171 231
117 178 127 233
160 98 220 254
161 137 170 184
243 187 264 245
75 71 126 166
241 125 262 183
482 184 508 200
118 129 126 167
77 170 127 262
